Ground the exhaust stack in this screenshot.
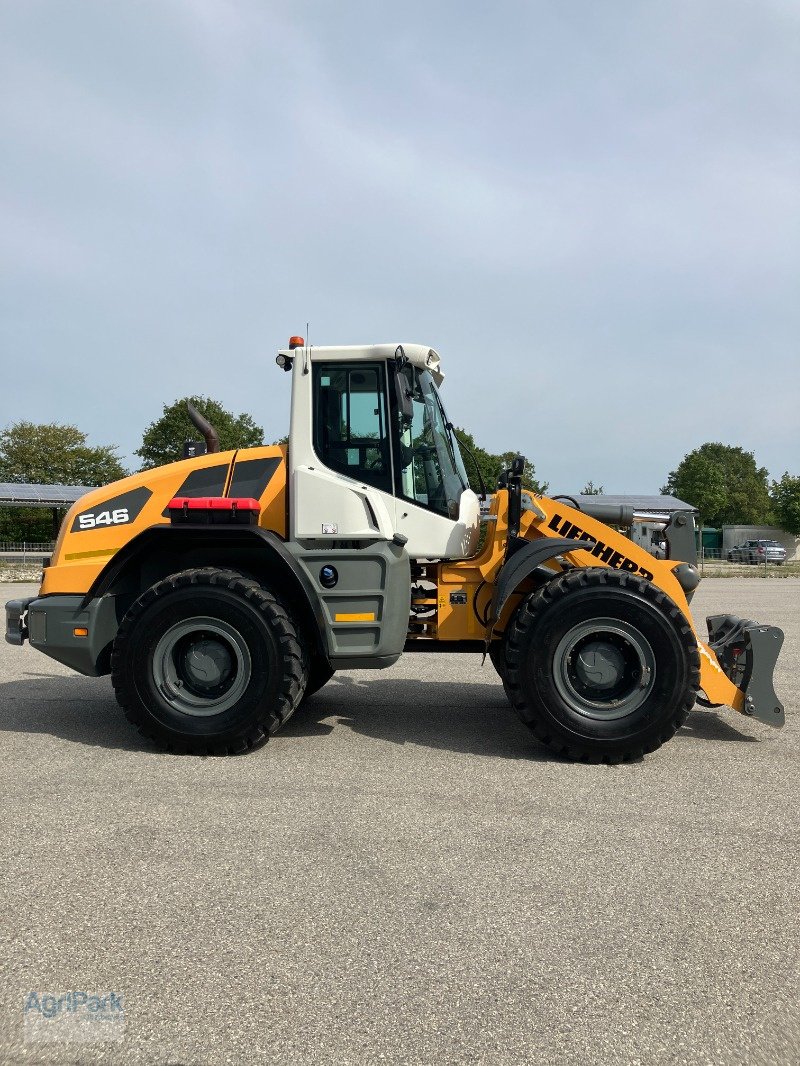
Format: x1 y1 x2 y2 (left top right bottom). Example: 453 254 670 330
186 401 220 454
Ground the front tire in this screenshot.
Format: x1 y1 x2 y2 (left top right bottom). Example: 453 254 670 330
111 568 308 754
501 568 700 762
488 640 506 679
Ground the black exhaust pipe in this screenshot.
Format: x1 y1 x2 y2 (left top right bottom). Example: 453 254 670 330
186 401 220 454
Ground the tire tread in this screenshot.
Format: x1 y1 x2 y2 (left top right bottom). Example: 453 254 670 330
111 567 308 754
501 567 701 763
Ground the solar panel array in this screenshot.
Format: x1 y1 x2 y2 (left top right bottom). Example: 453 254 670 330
0 483 93 507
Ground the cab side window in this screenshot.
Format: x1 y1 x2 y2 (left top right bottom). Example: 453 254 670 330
313 363 392 494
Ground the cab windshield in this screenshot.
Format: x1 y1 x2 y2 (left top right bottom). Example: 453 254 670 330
395 366 470 518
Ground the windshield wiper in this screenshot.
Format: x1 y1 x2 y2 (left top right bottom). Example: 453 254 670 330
446 422 485 498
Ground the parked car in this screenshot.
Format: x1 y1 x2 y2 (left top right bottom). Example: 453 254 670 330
727 539 787 565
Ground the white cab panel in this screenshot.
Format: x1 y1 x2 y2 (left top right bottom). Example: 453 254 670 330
395 488 481 559
292 465 394 541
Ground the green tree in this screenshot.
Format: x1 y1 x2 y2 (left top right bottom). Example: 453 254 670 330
0 421 127 543
0 421 126 485
582 480 604 495
136 396 264 469
449 427 496 492
0 506 53 543
452 428 548 494
662 443 772 527
497 451 548 494
771 473 800 535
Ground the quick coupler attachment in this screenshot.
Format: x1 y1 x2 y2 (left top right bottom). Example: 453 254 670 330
707 614 785 728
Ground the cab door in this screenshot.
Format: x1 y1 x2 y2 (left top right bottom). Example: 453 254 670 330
288 351 478 558
290 359 397 542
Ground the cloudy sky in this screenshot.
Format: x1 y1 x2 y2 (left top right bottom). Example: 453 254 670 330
1 0 798 492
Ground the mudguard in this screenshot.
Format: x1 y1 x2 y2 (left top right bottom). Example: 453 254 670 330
82 524 332 659
487 536 595 634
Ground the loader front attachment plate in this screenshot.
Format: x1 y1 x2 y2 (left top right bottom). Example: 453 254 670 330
706 614 785 728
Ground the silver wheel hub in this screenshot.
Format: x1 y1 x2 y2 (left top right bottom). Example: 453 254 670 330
573 641 626 690
553 617 656 721
152 616 252 717
184 640 232 688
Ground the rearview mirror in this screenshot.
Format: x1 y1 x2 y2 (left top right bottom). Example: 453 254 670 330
393 347 413 429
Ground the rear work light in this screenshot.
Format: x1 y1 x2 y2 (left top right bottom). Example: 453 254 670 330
167 497 261 526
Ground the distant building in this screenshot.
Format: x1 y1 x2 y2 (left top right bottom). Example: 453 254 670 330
563 494 696 517
0 483 92 541
722 525 799 562
0 483 91 508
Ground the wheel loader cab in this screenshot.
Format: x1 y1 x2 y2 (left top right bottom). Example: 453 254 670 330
286 343 481 559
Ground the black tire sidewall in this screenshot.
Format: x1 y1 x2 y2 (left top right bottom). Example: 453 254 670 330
488 640 505 678
518 585 690 744
303 656 335 699
124 586 283 740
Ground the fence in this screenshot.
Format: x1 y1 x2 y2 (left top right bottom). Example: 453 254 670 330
699 546 792 575
0 542 55 565
700 548 722 561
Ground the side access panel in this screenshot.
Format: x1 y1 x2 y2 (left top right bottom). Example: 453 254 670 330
285 541 411 668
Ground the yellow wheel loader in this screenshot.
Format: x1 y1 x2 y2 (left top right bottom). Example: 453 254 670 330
5 340 785 760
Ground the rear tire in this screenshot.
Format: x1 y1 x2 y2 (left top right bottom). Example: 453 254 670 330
111 568 308 754
501 568 700 762
303 655 335 699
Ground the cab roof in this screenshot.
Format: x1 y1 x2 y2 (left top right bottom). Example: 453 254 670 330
277 343 444 385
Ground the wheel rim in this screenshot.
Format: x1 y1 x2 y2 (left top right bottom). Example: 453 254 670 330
151 616 252 716
553 617 656 721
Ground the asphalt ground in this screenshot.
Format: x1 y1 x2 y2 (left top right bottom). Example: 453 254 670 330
1 578 798 1066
